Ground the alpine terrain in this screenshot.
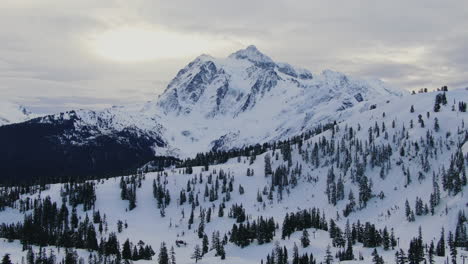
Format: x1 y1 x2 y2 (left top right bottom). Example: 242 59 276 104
0 46 466 264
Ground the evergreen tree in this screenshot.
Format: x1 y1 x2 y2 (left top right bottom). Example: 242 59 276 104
434 101 441 112
170 246 176 264
345 236 354 261
198 217 205 238
395 249 407 264
459 101 467 112
371 249 384 264
382 227 390 250
343 190 356 217
301 229 310 248
358 176 372 208
71 207 78 229
264 154 272 176
122 239 132 259
391 228 397 249
434 117 440 132
257 190 263 203
158 242 169 264
336 177 345 202
1 254 12 264
218 204 224 217
454 210 467 248
292 243 299 264
324 245 333 264
26 247 35 264
86 224 98 250
418 114 425 128
408 236 424 264
188 208 194 229
202 234 209 255
191 245 202 263
428 241 435 264
436 228 445 257
448 232 457 264
405 200 415 222
64 249 78 264
219 243 226 260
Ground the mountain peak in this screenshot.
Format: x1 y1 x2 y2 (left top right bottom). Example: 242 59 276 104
228 45 274 65
244 45 261 52
194 53 215 62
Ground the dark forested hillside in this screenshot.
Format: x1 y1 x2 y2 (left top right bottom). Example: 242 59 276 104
0 117 165 185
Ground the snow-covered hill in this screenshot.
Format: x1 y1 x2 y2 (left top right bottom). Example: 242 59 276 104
0 101 35 126
0 89 466 264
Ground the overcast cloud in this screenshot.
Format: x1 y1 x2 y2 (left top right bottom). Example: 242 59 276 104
1 0 467 113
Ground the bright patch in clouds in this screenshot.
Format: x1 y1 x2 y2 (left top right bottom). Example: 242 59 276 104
352 46 428 65
89 26 234 62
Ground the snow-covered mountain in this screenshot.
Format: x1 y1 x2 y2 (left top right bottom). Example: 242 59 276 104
0 46 406 181
0 89 466 264
156 45 401 119
0 101 35 126
150 45 405 156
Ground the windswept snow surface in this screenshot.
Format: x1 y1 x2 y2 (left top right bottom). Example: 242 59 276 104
1 90 467 263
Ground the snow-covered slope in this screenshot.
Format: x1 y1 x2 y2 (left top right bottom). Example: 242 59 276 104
1 89 466 263
0 101 35 126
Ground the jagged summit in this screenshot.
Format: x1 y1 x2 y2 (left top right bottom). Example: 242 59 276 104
192 53 215 63
228 45 274 65
156 45 403 117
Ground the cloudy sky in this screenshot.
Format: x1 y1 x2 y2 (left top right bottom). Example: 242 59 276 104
1 0 467 114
